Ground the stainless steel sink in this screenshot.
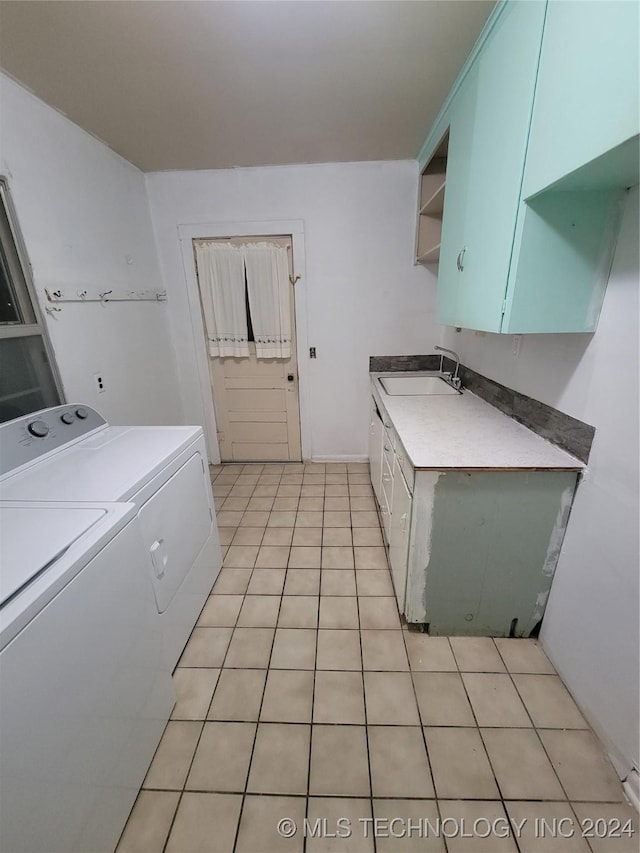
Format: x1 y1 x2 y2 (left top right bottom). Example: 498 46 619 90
378 375 461 396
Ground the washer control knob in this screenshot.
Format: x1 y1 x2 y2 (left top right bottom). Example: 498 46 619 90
28 419 49 438
75 407 88 419
60 412 75 425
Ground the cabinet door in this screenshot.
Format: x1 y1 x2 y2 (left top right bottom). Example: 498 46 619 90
450 0 546 332
368 398 384 505
523 1 640 197
388 459 412 614
436 67 478 326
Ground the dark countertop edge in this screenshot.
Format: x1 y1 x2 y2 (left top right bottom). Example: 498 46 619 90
413 466 583 473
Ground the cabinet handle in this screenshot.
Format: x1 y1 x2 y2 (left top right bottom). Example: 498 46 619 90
384 444 391 452
457 247 467 272
382 474 391 483
400 512 408 531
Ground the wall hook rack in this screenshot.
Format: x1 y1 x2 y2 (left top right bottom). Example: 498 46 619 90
44 287 168 307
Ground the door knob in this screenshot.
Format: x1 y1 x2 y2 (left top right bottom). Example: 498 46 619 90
287 374 295 382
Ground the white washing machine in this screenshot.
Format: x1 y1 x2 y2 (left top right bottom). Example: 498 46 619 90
0 404 223 671
0 500 174 853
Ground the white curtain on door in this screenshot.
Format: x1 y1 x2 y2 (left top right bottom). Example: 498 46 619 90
195 242 250 357
243 242 292 359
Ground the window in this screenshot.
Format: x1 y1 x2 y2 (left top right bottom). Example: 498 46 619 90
0 177 62 423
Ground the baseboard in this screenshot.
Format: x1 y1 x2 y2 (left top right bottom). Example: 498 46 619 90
310 455 369 463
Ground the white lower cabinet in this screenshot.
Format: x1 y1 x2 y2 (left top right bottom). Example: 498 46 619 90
368 395 579 637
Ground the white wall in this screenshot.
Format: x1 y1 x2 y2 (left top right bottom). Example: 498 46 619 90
440 187 640 776
146 161 436 459
0 74 181 425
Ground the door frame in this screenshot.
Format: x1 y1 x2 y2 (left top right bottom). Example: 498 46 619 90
178 219 310 463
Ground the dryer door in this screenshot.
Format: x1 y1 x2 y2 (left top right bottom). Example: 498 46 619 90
137 452 212 613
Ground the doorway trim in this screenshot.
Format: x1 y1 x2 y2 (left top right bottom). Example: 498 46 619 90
178 219 310 463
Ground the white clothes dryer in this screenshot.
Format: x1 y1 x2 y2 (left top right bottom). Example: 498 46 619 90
0 404 223 670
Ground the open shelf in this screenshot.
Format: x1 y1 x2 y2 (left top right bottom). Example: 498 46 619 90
419 175 446 216
417 242 441 264
417 215 442 263
416 134 449 265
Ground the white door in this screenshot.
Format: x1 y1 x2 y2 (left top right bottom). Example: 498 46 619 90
196 236 302 462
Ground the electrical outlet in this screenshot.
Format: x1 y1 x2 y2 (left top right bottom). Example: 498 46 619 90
309 347 317 359
93 373 105 393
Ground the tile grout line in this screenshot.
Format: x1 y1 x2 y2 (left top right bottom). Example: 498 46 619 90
354 531 378 853
450 638 526 852
230 546 286 853
399 591 447 853
219 463 283 853
304 560 322 853
186 464 275 853
491 640 587 813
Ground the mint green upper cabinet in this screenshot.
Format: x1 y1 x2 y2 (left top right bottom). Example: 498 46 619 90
421 0 635 334
523 1 640 198
436 1 546 332
446 0 546 332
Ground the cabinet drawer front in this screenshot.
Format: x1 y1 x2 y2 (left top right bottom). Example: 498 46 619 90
388 457 413 613
368 399 384 505
395 442 414 494
379 476 391 541
383 419 396 447
381 453 393 508
382 430 395 471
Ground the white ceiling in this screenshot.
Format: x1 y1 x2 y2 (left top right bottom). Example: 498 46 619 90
0 1 494 173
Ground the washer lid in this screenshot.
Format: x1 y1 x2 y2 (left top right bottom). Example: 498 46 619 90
0 425 202 502
0 505 106 607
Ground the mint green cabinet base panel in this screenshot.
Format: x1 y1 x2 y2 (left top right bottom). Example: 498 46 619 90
417 471 577 637
504 189 625 334
523 0 640 198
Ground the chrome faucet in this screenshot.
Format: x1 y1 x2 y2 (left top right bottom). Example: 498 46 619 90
434 345 461 390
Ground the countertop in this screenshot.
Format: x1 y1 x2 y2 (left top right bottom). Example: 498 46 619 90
370 373 584 471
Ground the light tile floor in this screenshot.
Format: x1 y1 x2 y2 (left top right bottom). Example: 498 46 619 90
117 462 637 853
